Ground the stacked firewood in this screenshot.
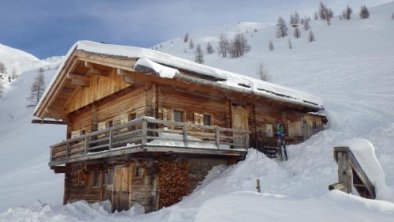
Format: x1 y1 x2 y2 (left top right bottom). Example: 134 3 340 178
158 160 190 208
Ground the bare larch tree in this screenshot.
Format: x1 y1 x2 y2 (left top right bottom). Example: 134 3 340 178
27 67 46 108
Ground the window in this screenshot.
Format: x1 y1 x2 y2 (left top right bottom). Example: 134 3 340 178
203 114 211 126
106 120 113 128
173 110 184 122
80 129 86 135
91 170 101 187
134 165 143 177
128 113 137 121
105 168 114 185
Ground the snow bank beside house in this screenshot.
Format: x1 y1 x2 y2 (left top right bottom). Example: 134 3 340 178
194 191 394 222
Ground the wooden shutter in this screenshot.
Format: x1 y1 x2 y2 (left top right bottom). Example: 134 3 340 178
265 124 273 137
98 121 106 131
119 113 128 124
71 130 80 139
194 113 204 125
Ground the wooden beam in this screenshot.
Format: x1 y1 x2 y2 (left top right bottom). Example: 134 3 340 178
32 119 67 125
71 79 89 87
117 68 128 76
67 73 90 82
85 61 109 76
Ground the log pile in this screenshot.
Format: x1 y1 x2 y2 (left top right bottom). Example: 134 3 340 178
158 160 190 208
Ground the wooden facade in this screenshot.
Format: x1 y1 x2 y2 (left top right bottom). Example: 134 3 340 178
34 42 326 212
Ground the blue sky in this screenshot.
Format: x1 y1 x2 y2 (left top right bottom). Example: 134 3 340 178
0 0 390 58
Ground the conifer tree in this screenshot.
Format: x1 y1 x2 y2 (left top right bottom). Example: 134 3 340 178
268 40 274 51
27 67 46 108
0 62 6 80
184 33 189 42
189 39 194 49
304 18 311 31
257 63 271 81
218 34 230 58
276 17 288 38
288 39 292 49
308 31 315 42
343 6 353 20
294 27 301 38
195 44 204 64
206 42 214 54
360 6 370 19
229 33 250 58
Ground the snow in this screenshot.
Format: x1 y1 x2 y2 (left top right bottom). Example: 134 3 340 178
1 1 394 221
37 40 324 115
134 57 179 79
147 132 231 149
338 138 393 199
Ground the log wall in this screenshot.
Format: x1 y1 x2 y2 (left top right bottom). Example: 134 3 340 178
64 156 235 212
66 69 130 113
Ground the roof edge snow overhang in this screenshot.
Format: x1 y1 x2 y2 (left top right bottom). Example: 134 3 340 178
34 41 324 120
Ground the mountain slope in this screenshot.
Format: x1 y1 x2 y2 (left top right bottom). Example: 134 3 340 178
0 52 65 211
1 2 394 221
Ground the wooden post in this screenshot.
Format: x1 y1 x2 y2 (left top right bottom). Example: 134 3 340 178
245 133 250 149
215 127 220 149
66 142 69 161
337 152 353 193
256 179 261 193
183 126 188 147
84 137 88 156
141 119 147 146
108 130 113 150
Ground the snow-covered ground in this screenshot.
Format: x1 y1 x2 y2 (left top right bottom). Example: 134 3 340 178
1 2 394 221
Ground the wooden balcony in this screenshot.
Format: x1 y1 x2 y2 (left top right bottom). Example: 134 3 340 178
50 117 249 166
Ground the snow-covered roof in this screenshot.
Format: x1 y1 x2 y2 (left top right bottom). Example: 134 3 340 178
35 40 324 116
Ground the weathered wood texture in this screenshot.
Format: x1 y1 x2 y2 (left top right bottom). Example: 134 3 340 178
158 87 228 127
330 146 376 199
68 87 145 133
64 156 237 212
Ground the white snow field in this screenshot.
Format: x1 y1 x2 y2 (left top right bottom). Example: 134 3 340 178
1 2 394 221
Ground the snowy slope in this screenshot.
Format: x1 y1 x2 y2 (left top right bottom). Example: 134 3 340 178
0 55 65 211
0 44 41 81
1 2 394 222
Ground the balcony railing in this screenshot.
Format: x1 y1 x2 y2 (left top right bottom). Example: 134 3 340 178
50 117 249 165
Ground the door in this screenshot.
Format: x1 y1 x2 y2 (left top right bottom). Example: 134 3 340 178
112 165 130 212
231 105 249 147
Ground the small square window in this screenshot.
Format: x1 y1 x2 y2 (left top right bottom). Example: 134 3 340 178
203 114 211 126
134 165 143 177
91 170 101 187
105 169 113 185
106 120 113 128
128 113 137 121
173 110 184 122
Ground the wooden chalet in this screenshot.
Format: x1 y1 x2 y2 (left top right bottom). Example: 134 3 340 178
33 41 326 212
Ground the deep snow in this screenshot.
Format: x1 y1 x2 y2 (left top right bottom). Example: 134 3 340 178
1 1 394 221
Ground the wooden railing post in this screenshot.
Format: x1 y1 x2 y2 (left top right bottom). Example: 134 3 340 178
108 130 113 150
215 127 220 149
245 133 250 149
84 137 88 156
141 118 147 146
183 126 188 147
66 142 69 161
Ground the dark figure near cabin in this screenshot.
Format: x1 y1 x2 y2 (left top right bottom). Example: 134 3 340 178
276 123 288 161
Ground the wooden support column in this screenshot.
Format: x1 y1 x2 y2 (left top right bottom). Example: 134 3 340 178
337 152 353 193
